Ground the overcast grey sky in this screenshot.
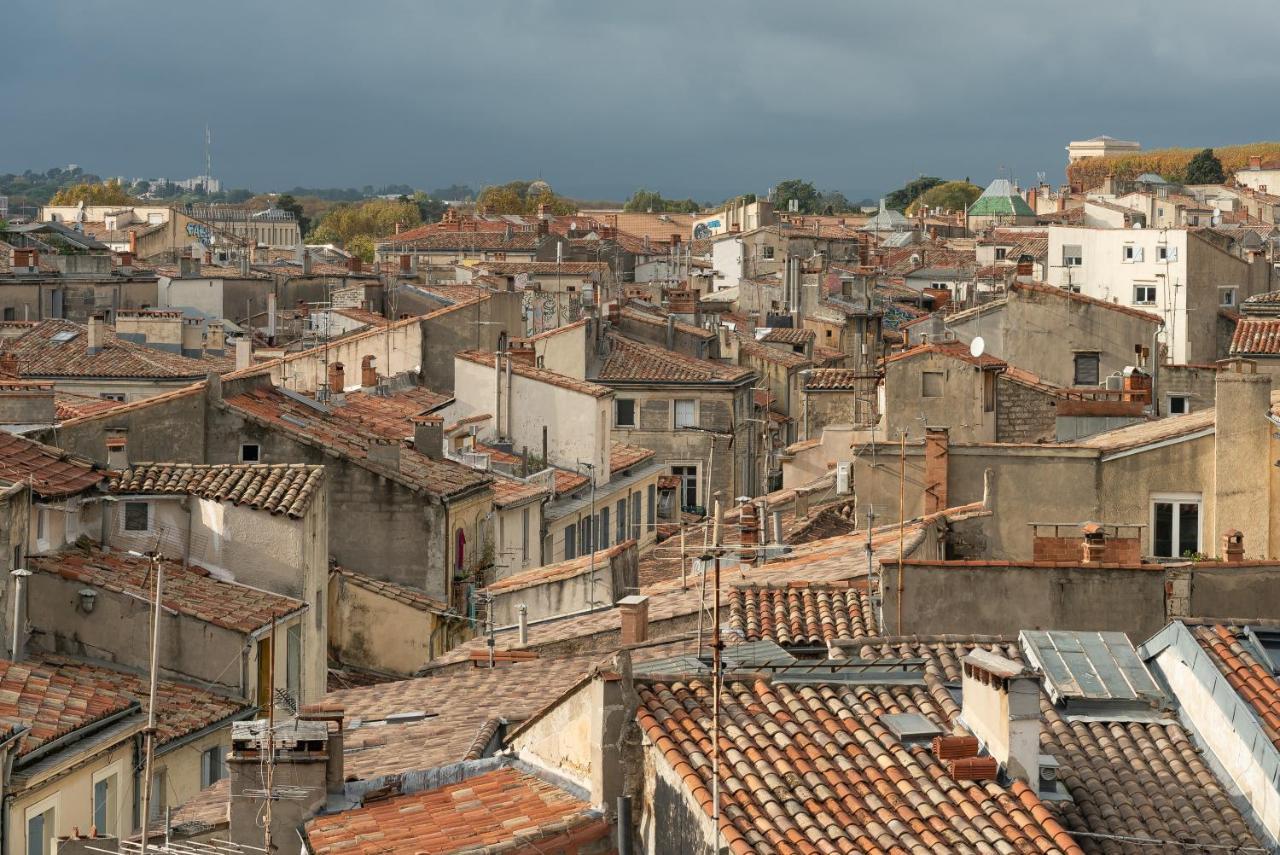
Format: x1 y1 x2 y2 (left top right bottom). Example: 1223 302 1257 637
5 0 1277 201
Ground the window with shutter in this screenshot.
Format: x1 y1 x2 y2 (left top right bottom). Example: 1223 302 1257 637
1073 353 1100 386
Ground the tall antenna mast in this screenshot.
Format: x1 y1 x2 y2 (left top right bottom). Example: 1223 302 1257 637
204 124 213 192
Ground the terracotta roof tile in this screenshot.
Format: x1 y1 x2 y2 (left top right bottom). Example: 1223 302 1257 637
110 463 323 518
455 350 613 398
1072 408 1215 452
489 472 550 508
224 385 491 499
53 390 128 421
599 333 753 383
329 387 451 437
4 319 231 379
377 231 544 252
1230 318 1280 355
884 339 1007 369
758 326 816 345
29 546 304 634
36 655 251 746
332 566 448 612
168 778 229 835
0 658 138 756
735 332 811 369
728 581 878 645
619 306 716 340
303 766 604 855
484 541 634 595
470 260 607 277
0 432 103 498
610 441 655 473
803 367 876 391
1011 281 1164 324
1194 624 1280 748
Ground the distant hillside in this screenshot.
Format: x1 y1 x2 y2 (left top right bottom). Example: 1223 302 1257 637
1067 142 1280 189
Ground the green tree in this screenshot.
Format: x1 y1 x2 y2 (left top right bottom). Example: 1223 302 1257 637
275 194 309 235
412 192 449 223
476 180 575 215
431 184 475 201
884 176 944 212
623 188 701 213
1184 148 1225 184
907 181 983 214
817 190 855 214
772 179 821 214
48 179 134 206
309 198 422 260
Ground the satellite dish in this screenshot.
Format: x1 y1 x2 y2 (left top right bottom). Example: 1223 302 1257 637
970 336 986 359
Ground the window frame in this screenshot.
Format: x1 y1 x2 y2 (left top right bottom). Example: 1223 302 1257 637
200 745 226 789
614 398 636 429
671 464 699 510
25 792 58 855
1166 395 1189 415
1062 245 1083 267
563 522 577 561
1150 492 1202 558
1133 284 1157 305
1219 288 1237 307
92 760 124 837
123 501 150 533
673 399 697 430
239 443 261 463
920 371 944 399
615 499 626 543
1073 352 1100 386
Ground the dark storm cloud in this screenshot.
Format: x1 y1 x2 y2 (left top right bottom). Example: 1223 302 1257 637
5 0 1277 200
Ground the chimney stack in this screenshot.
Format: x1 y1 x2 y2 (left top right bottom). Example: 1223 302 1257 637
366 437 401 472
0 352 17 378
128 229 138 255
1223 529 1245 562
118 251 134 275
739 500 759 562
297 704 346 798
105 433 128 470
328 361 345 395
206 321 226 356
87 313 105 356
412 415 444 460
1213 359 1271 560
361 355 377 389
1080 522 1106 563
234 337 252 371
618 595 649 645
960 650 1041 783
517 603 529 646
347 255 362 274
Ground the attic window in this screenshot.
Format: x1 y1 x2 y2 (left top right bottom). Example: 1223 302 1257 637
240 443 261 463
124 502 150 532
51 331 79 343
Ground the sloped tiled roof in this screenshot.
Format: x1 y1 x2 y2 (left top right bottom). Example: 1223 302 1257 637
619 306 716 340
610 441 655 473
37 656 251 747
485 541 634 595
377 231 543 252
728 581 877 645
1193 624 1280 748
470 260 606 276
1073 408 1215 453
884 339 1007 369
332 566 447 612
758 326 816 345
224 386 492 499
29 547 305 634
0 432 103 498
303 766 605 855
803 367 876 391
489 472 550 508
0 658 138 756
851 636 1262 854
455 350 612 398
110 463 323 519
1230 318 1280 355
4 319 229 379
598 333 753 383
53 390 128 421
736 332 812 369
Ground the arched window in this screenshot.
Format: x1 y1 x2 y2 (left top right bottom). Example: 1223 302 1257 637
455 527 467 573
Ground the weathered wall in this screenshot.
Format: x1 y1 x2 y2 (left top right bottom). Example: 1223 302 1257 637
884 354 995 443
488 546 638 626
42 382 212 465
638 739 718 855
9 738 138 850
327 575 443 675
881 560 1168 640
1181 563 1280 621
1212 364 1273 558
421 292 523 393
1098 434 1216 557
995 377 1057 443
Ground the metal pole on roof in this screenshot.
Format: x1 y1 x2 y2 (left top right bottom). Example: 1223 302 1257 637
709 491 724 855
896 435 906 634
264 610 277 855
138 550 165 855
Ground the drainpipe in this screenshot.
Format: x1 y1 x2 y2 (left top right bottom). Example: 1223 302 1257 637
1151 325 1161 417
10 568 30 661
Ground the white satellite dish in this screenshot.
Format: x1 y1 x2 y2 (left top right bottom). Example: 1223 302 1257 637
970 336 986 359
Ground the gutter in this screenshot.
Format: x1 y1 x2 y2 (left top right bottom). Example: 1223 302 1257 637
15 700 141 769
0 725 30 855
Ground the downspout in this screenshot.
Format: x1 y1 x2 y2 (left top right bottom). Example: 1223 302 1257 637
505 351 513 442
1151 324 1162 417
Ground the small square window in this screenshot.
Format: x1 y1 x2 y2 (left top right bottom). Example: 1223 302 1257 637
762 246 775 260
1220 289 1236 307
615 399 636 428
921 372 944 398
1062 245 1083 266
1123 245 1135 262
994 247 1007 260
1168 396 1189 415
99 392 126 402
239 443 261 462
1074 353 1100 386
124 502 149 532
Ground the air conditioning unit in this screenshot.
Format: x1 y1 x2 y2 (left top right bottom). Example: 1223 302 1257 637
462 452 491 471
835 462 852 495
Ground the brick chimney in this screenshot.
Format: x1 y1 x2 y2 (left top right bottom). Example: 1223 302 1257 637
1250 155 1263 170
0 352 17 379
346 256 362 274
960 650 1041 782
1223 529 1245 562
1080 522 1106 563
361 354 377 388
923 427 949 514
118 251 134 275
128 229 138 255
618 595 649 645
328 361 345 394
86 314 105 356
